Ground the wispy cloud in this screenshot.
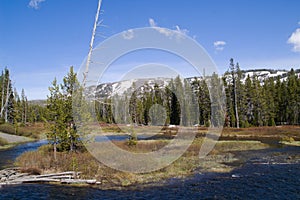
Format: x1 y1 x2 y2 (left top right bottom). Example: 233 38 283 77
28 0 45 10
149 18 157 27
288 28 300 52
214 40 226 51
175 25 189 36
122 29 134 40
148 18 189 40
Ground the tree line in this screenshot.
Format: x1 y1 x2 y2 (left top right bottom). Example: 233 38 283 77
224 59 300 127
95 59 300 128
3 59 300 153
0 68 46 129
95 76 200 127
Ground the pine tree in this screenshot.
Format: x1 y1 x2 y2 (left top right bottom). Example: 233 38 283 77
286 69 298 124
21 89 28 125
12 89 21 134
46 66 83 155
61 66 82 151
274 76 282 125
244 75 253 127
168 79 181 125
46 78 61 159
264 77 276 126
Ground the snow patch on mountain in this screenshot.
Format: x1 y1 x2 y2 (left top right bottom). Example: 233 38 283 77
86 69 299 99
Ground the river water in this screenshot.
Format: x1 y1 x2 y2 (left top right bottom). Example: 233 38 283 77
0 140 47 170
0 141 299 199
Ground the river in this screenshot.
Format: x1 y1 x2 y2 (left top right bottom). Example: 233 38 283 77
0 140 299 199
0 140 48 170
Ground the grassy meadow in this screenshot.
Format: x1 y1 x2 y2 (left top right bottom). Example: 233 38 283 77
14 125 300 188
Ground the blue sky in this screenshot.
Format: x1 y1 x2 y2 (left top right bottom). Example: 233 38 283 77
1 0 300 99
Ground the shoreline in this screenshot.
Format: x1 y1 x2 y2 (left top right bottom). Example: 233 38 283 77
8 126 300 189
0 132 35 150
0 141 299 190
11 140 300 189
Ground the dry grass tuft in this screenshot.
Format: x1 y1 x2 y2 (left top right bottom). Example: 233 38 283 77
20 167 42 175
0 137 8 146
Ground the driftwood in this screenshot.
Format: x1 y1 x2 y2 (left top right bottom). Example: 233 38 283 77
0 168 100 186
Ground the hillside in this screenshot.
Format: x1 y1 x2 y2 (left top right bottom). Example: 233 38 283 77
87 68 300 99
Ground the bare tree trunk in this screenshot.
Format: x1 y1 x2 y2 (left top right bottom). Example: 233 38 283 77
54 142 57 161
230 58 239 128
233 78 239 128
24 99 27 124
82 0 102 87
0 76 5 118
4 79 10 123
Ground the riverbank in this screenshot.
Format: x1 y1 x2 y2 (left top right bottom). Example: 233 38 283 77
0 123 48 150
13 126 300 189
0 132 34 150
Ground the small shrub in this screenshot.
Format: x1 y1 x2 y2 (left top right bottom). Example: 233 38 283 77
205 120 210 127
127 127 137 146
281 136 295 143
269 118 276 127
20 167 41 175
0 124 15 135
244 120 250 128
37 144 53 154
127 135 137 146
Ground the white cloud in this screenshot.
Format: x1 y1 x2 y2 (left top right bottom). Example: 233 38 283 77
148 18 172 37
288 28 300 52
175 25 189 36
122 29 134 40
28 0 45 10
149 18 157 27
148 18 189 40
214 40 226 51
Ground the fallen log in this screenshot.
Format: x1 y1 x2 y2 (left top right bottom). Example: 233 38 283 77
11 178 61 184
0 169 99 186
61 179 97 184
36 171 81 178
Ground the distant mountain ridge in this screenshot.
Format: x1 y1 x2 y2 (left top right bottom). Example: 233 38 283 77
30 68 300 103
85 69 300 99
239 68 300 83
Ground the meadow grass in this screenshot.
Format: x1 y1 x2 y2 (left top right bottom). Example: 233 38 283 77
15 125 299 188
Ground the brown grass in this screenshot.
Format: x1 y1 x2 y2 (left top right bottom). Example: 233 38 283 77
0 122 47 139
15 125 300 188
15 138 205 187
112 140 169 153
197 126 300 141
20 167 42 175
221 126 300 137
0 137 8 146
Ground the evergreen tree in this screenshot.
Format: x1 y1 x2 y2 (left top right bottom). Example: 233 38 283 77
46 66 82 155
286 69 298 124
168 79 181 125
229 58 240 128
46 78 61 159
129 82 138 125
21 89 28 125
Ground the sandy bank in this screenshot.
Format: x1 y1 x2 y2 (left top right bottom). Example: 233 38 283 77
0 132 33 149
